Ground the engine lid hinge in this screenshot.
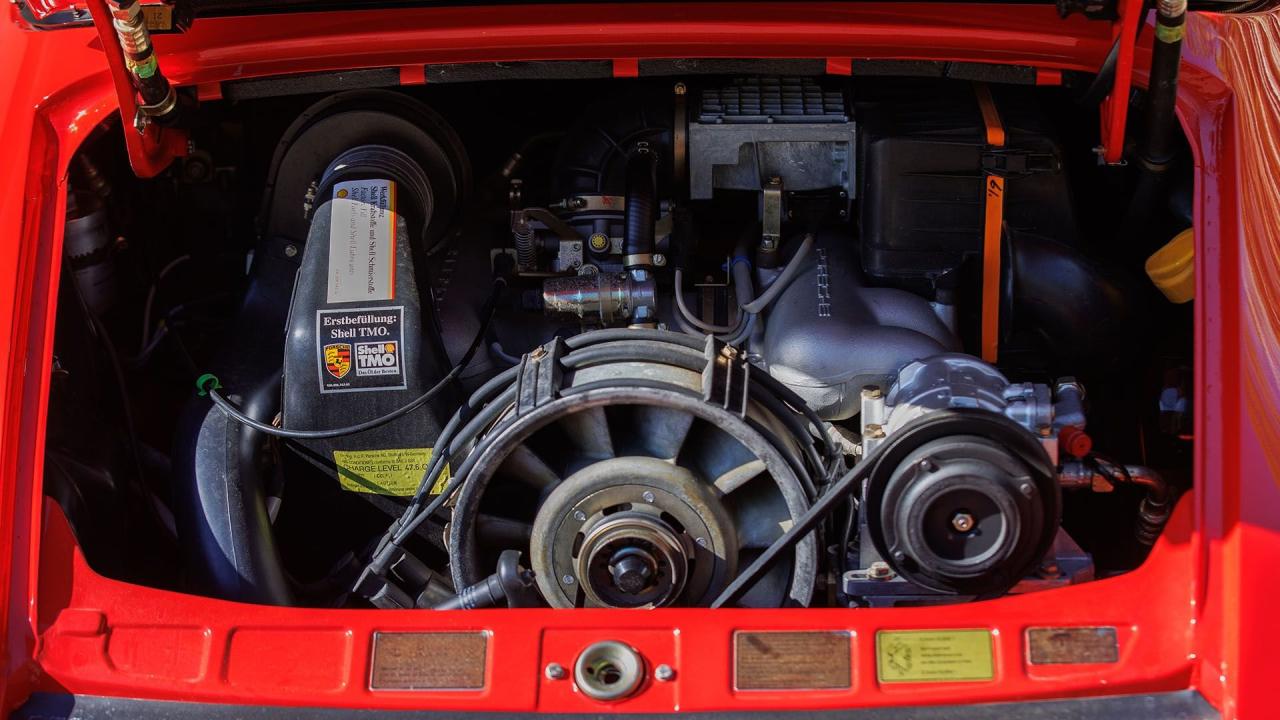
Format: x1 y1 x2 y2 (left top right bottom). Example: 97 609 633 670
702 336 750 418
85 0 188 178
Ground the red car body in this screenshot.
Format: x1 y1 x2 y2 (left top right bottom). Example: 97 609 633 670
2 1 1280 717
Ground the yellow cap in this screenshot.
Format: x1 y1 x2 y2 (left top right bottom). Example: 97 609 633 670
1145 228 1195 304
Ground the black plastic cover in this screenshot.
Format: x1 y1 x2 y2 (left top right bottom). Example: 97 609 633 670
857 83 1076 282
281 194 453 527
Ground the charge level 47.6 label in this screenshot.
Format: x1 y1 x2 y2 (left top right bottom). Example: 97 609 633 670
316 306 407 394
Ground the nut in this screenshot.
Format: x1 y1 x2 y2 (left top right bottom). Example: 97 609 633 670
951 512 975 533
868 561 894 580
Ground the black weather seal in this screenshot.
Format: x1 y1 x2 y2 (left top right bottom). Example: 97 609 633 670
638 59 827 76
424 61 613 82
222 68 401 100
849 60 1039 85
15 690 1220 719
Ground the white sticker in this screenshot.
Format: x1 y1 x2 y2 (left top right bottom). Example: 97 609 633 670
327 179 397 304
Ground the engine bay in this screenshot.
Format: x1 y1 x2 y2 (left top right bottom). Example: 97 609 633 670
47 74 1195 612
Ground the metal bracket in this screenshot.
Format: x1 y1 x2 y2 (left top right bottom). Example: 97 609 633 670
760 177 784 252
515 337 567 416
702 336 750 418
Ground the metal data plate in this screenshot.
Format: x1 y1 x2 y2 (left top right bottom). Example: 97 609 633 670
733 631 852 691
369 631 488 690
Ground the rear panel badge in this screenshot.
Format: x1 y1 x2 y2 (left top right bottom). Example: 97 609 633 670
317 306 407 393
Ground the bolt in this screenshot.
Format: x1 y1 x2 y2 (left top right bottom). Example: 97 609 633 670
674 82 687 96
918 458 936 472
864 423 886 439
1020 482 1034 497
284 244 298 258
562 574 576 585
573 510 587 522
545 662 567 680
861 385 882 400
951 512 975 533
655 664 675 681
1038 561 1061 579
868 561 894 580
653 253 667 266
696 537 708 548
642 490 656 503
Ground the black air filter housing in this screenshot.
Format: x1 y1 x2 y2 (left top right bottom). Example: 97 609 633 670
857 83 1076 283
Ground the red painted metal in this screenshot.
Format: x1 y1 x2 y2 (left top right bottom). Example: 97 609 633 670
31 501 1199 711
1100 0 1145 164
1 4 1278 718
83 0 188 177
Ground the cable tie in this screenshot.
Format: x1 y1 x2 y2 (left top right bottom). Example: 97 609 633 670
195 373 221 397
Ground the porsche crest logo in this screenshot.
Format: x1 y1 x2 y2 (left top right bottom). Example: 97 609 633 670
324 343 352 379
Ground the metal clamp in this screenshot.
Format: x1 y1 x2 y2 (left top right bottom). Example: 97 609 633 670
516 337 567 416
760 177 784 252
702 336 750 417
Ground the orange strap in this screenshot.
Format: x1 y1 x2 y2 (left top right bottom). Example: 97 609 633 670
975 83 1004 364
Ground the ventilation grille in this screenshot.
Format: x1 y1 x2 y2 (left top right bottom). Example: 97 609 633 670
697 78 848 124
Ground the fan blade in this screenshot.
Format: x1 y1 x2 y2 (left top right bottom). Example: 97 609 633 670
678 421 762 494
499 443 562 491
712 459 766 495
559 405 614 460
475 513 534 548
626 406 696 460
724 474 789 549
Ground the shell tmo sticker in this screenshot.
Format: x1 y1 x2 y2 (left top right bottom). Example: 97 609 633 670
316 306 407 394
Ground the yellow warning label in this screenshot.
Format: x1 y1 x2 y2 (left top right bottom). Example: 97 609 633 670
875 629 994 683
333 448 449 497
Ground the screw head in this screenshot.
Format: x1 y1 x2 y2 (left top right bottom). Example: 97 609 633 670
653 253 667 266
642 490 656 503
545 662 566 680
951 512 975 533
284 244 299 258
561 574 576 585
573 510 587 522
654 664 675 681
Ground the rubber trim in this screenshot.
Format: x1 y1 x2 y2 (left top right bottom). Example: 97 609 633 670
223 68 401 100
424 61 613 82
14 690 1219 719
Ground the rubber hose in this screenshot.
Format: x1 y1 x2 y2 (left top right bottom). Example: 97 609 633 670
623 146 658 268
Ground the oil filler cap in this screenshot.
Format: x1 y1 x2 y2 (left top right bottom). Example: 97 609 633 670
574 640 645 701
